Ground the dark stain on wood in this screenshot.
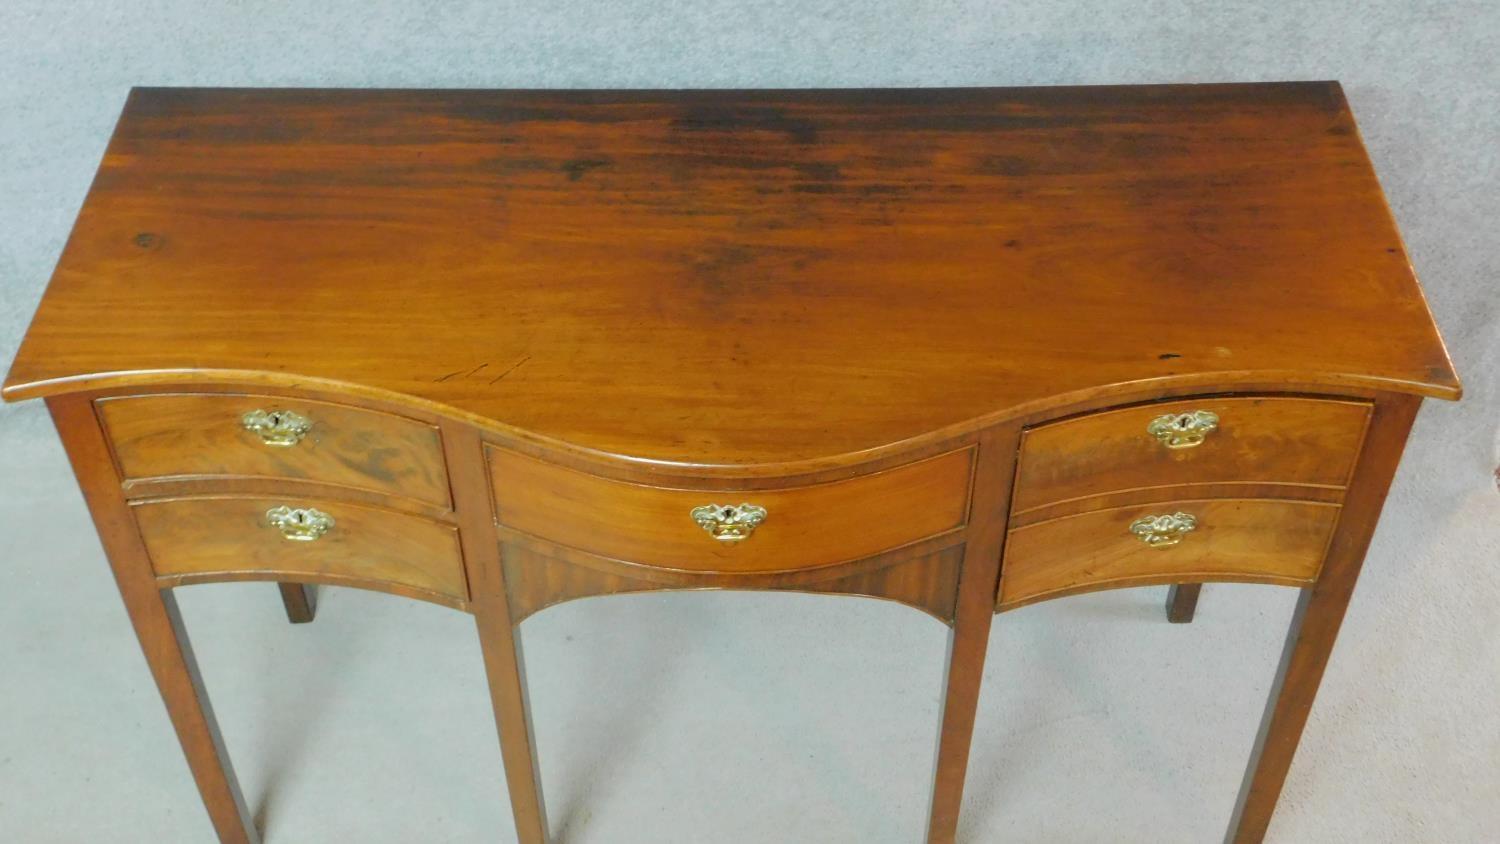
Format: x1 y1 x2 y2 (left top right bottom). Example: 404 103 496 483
672 105 820 144
561 158 611 181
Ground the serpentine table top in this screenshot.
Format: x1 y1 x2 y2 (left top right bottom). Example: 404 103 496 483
4 83 1458 468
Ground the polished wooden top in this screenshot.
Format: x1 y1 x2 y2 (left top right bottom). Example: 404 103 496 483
3 83 1459 467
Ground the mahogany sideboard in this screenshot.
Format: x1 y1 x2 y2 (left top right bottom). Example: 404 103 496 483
3 84 1460 842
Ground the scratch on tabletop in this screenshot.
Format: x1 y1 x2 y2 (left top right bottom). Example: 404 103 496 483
490 355 532 384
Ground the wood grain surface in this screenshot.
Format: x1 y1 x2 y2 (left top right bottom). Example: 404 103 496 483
500 540 965 624
2 84 1459 470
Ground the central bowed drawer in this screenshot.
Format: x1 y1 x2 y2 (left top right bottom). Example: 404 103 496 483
487 447 975 573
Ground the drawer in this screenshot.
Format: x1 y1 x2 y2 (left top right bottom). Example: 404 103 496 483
1012 397 1370 513
98 393 451 508
133 496 468 603
998 499 1339 608
488 447 975 573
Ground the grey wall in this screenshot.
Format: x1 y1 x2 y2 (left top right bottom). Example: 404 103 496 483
1 2 1495 841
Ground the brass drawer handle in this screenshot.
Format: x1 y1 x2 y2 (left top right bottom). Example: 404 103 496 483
1147 410 1219 449
242 408 312 447
690 503 767 543
1129 512 1197 548
266 505 335 542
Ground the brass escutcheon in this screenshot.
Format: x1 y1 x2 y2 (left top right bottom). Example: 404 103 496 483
266 505 335 542
690 503 768 543
242 408 313 447
1129 511 1198 548
1147 410 1219 449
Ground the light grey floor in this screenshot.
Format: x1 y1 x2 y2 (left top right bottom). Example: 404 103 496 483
1 2 1496 842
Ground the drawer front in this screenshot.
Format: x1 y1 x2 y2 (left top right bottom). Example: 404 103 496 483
134 496 467 603
99 394 451 508
998 499 1339 608
488 448 974 573
1012 397 1370 513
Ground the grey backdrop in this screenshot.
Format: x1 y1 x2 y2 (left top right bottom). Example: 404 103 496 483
1 2 1495 841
